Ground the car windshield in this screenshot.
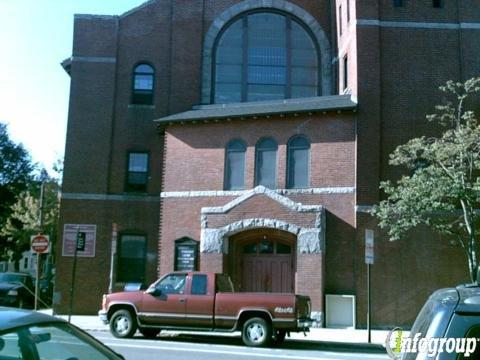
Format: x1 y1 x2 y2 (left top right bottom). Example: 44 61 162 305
0 273 26 284
0 322 122 360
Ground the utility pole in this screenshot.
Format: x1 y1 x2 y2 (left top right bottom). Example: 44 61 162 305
35 182 45 310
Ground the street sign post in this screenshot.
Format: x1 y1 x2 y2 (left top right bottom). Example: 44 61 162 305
31 234 50 310
31 234 50 254
365 229 374 343
365 229 374 265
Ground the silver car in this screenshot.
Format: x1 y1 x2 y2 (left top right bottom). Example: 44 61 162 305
0 307 124 359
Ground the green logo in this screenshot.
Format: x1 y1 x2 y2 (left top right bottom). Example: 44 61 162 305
385 327 404 359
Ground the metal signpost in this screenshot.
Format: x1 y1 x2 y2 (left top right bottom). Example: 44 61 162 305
108 223 117 294
31 234 50 310
68 228 86 322
365 229 374 343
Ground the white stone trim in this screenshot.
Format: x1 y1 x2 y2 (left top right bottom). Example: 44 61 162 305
200 217 325 254
201 186 324 214
161 186 355 199
280 187 355 195
357 19 480 30
355 205 374 213
200 186 326 255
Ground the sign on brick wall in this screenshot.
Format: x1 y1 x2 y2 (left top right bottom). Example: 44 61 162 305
365 229 374 265
62 224 96 257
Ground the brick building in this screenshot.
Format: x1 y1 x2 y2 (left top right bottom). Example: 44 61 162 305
57 0 480 327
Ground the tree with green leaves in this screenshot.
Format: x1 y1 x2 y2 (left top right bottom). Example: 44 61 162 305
373 78 480 283
0 172 60 269
0 123 35 263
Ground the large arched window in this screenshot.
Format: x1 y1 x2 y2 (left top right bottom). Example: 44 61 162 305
213 12 318 104
132 63 154 105
287 136 310 189
224 139 247 190
255 138 278 188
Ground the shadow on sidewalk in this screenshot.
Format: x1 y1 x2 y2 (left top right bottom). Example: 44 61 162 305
134 332 386 354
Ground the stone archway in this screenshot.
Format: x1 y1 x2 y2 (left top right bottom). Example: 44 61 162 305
199 186 325 324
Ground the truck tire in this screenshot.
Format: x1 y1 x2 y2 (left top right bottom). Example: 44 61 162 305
242 317 272 347
139 327 160 338
110 309 137 338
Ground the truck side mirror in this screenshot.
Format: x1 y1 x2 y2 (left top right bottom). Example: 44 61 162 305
145 287 160 296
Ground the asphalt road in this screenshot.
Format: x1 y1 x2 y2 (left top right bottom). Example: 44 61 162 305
89 331 389 360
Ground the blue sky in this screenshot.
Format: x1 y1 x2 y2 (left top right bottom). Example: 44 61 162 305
0 0 146 174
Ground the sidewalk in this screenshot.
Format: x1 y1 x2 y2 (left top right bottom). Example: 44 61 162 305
40 310 387 353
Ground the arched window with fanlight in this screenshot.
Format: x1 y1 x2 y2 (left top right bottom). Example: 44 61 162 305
224 139 247 190
255 138 278 188
287 135 310 189
132 63 154 105
213 11 319 104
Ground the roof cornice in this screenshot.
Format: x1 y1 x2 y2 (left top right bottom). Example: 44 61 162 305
155 95 357 125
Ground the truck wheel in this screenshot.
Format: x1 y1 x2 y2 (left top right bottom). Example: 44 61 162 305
242 317 272 347
139 327 160 338
110 309 137 338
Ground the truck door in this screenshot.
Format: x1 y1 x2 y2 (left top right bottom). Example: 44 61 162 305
139 273 187 326
183 273 215 328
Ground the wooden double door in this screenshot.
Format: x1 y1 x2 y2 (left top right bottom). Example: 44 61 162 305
241 238 294 293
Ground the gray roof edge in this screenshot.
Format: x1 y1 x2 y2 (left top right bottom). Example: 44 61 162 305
74 14 118 21
120 0 157 18
155 95 357 124
61 57 72 75
73 0 156 21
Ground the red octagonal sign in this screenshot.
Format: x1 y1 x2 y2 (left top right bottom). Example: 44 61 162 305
31 235 49 254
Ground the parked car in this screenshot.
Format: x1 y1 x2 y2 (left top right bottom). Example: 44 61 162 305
0 307 124 359
99 271 312 347
0 272 35 309
400 284 480 360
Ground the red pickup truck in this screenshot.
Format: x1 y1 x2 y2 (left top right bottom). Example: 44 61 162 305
99 271 312 346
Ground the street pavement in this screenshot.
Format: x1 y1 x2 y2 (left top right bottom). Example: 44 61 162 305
40 310 389 354
89 330 390 360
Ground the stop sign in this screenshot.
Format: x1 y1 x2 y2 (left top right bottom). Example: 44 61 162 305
31 235 50 253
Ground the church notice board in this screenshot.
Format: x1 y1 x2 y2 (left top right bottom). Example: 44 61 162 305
174 238 198 271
